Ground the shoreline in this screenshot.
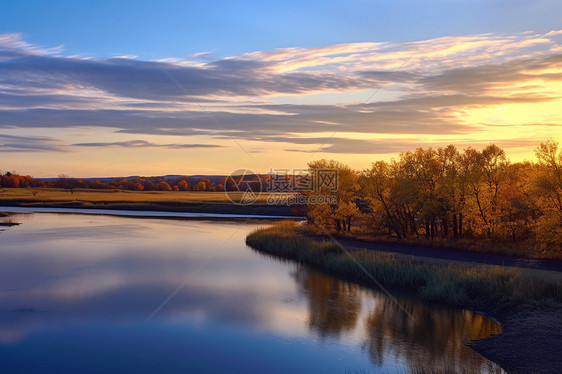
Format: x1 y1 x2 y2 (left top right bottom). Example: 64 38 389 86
246 222 562 373
2 191 558 258
0 198 299 219
0 206 303 220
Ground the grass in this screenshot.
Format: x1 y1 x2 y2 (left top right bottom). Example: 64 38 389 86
246 221 562 309
0 187 273 204
247 222 562 371
0 188 294 215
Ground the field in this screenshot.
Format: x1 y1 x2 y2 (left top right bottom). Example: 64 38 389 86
0 187 273 203
0 188 292 215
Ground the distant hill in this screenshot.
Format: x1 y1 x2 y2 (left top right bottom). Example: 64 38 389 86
35 175 230 182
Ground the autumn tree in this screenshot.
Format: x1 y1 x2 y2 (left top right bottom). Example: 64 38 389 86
155 181 172 191
335 201 360 232
305 159 359 232
360 161 404 238
177 180 189 191
533 140 562 253
396 147 443 239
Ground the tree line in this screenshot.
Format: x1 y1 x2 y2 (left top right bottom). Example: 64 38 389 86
0 173 265 193
303 140 562 256
2 140 561 254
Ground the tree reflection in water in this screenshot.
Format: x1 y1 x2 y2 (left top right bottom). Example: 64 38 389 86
293 265 361 336
293 265 502 372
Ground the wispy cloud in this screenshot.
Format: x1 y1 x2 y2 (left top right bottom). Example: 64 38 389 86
0 30 561 163
0 133 64 152
0 32 63 58
72 140 224 149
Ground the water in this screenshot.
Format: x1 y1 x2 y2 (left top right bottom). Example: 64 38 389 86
0 206 300 219
0 213 503 373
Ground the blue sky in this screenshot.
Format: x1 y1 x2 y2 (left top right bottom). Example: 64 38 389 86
3 0 561 58
1 1 561 177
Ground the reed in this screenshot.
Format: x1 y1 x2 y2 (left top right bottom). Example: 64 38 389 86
246 221 562 309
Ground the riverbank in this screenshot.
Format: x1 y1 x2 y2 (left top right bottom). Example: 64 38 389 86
0 206 300 221
246 222 562 373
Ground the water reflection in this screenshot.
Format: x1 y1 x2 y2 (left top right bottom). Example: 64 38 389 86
294 267 361 336
0 213 503 373
363 294 501 372
293 266 502 372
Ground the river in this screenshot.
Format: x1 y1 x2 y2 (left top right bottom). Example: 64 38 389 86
0 212 504 373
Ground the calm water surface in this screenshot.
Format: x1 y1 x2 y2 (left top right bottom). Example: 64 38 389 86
0 213 503 373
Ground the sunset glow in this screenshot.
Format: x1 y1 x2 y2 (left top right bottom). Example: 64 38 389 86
1 1 561 177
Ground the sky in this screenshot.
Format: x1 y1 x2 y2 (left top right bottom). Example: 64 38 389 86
1 0 561 177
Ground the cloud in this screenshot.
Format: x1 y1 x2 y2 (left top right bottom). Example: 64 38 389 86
282 138 415 154
72 140 224 149
0 106 477 137
0 134 64 152
0 32 63 58
0 49 380 101
0 31 561 158
287 137 549 155
420 54 562 95
4 30 557 104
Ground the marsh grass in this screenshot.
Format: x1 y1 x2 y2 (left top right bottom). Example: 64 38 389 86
246 221 562 309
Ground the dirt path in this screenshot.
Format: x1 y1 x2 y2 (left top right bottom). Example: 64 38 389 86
320 236 562 273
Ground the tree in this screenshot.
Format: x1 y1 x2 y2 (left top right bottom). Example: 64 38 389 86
335 201 360 232
360 161 404 238
141 179 155 191
533 140 562 253
178 180 189 191
305 160 359 232
156 181 172 191
461 145 509 238
56 174 81 194
396 147 442 239
436 145 465 239
194 181 206 191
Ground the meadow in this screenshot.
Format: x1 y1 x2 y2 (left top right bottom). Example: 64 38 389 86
0 187 270 203
0 188 290 215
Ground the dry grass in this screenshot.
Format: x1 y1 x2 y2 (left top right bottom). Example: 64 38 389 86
246 221 562 309
0 188 274 204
